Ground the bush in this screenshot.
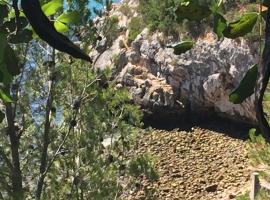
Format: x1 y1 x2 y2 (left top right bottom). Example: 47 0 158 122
236 193 249 200
138 0 178 34
128 153 159 181
247 130 270 200
137 0 255 37
102 15 120 46
119 2 133 18
128 17 144 43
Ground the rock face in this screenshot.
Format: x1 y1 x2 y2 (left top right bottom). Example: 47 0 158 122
91 0 259 124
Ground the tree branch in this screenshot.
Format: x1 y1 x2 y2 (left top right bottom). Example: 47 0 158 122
5 100 23 199
35 51 55 199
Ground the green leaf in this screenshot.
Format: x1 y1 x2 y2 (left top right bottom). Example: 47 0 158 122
0 34 17 84
229 64 258 104
213 13 227 39
0 33 7 60
56 11 81 24
9 29 33 44
54 11 81 33
7 10 26 19
0 71 3 82
0 62 13 84
4 45 21 76
0 34 12 84
264 92 270 101
2 20 16 33
223 12 258 39
0 4 8 24
261 10 267 21
0 89 12 103
168 41 194 55
0 110 5 123
209 0 223 13
42 0 63 16
54 21 69 33
176 1 212 21
2 17 28 33
248 128 259 136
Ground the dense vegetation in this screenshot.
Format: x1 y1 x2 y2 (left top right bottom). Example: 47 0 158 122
126 0 259 40
1 0 270 199
0 0 156 199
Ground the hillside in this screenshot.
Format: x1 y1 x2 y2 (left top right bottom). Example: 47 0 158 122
120 119 251 200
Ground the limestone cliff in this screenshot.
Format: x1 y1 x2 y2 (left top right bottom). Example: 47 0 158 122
90 0 259 124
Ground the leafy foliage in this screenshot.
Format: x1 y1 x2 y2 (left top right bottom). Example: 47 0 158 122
247 130 270 199
213 12 227 38
223 12 258 39
128 17 144 43
100 15 121 46
229 64 258 104
128 153 159 181
236 192 249 200
42 0 63 16
0 0 144 199
175 0 212 21
54 11 81 33
249 129 270 166
138 0 179 34
21 0 92 62
30 63 142 199
167 40 194 55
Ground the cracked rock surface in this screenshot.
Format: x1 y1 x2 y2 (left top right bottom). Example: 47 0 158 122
91 0 259 124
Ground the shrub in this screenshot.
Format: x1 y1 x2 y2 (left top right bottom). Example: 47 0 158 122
236 193 249 200
119 2 133 18
128 153 159 181
128 17 144 43
138 0 178 34
137 0 254 37
102 15 120 46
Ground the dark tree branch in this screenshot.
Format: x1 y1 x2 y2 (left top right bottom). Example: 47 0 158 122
255 7 270 142
5 100 23 199
35 50 56 200
35 76 100 199
13 43 29 117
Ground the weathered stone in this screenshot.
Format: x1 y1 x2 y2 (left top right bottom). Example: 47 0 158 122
91 0 258 124
205 184 218 193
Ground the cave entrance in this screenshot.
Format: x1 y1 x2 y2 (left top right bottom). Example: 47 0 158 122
142 111 254 140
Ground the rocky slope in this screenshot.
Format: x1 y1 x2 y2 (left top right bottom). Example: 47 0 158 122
120 120 251 200
91 0 259 124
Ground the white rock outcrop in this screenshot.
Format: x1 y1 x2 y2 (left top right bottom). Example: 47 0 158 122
91 1 259 123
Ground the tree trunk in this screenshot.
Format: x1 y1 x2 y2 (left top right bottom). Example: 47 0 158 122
6 103 23 199
255 8 270 142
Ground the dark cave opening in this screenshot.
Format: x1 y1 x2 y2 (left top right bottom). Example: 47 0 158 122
142 110 255 140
